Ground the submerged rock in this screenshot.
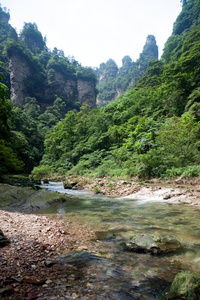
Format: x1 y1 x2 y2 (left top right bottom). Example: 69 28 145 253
167 271 200 300
57 251 100 268
120 233 182 255
0 229 10 247
95 230 116 241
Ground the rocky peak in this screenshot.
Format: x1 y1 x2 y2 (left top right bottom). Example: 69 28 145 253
141 35 158 60
145 35 156 45
0 8 10 23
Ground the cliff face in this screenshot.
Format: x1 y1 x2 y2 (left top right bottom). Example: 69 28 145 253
8 54 96 109
54 71 77 99
77 79 96 109
9 53 30 105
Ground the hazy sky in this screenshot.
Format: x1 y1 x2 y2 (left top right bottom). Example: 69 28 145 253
1 0 182 68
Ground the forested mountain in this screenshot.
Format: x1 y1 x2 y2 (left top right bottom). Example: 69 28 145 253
1 0 200 180
96 35 158 107
0 9 97 110
0 4 97 177
34 0 200 179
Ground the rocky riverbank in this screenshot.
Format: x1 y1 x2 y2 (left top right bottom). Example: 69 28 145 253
0 210 98 299
63 176 200 206
0 176 200 298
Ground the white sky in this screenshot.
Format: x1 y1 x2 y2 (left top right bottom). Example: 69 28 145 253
1 0 182 68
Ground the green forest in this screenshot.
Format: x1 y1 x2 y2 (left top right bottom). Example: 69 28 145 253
1 0 200 181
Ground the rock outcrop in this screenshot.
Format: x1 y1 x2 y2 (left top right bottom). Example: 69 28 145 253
54 71 77 99
97 35 159 106
8 53 96 109
77 79 96 109
8 53 30 105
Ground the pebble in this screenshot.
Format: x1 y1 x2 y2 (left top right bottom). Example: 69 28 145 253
31 265 37 269
76 245 88 251
46 279 52 284
72 293 78 298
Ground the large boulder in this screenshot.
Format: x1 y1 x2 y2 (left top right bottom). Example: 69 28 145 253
0 229 10 247
167 271 200 300
120 233 182 255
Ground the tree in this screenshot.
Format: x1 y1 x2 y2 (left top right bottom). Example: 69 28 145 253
181 0 189 6
0 76 24 177
0 76 11 139
157 114 200 168
20 22 46 53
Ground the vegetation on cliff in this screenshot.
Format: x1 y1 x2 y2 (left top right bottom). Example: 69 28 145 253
1 0 200 180
96 35 158 107
0 4 97 176
34 0 200 179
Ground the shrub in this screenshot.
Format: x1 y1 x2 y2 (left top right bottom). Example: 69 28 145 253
165 165 200 178
31 165 52 178
165 167 184 178
182 165 200 178
93 187 101 194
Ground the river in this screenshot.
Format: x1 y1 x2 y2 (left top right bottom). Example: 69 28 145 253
38 181 200 299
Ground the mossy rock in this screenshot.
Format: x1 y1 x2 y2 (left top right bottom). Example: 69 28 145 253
0 183 66 212
120 233 182 255
167 271 200 300
0 184 36 207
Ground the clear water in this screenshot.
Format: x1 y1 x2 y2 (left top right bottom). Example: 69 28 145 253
39 182 200 299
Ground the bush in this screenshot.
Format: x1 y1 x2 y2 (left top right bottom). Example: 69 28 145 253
95 156 124 177
93 187 101 194
182 165 200 178
165 167 184 178
68 161 92 176
165 165 200 178
31 165 52 178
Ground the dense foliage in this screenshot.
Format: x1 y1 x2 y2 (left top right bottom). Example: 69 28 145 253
35 0 200 179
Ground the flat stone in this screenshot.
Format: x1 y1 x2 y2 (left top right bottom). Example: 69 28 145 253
24 276 45 285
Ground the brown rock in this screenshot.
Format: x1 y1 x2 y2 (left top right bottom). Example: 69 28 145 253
24 276 45 285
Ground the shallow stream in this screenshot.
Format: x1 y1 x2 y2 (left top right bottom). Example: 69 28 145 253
39 182 200 299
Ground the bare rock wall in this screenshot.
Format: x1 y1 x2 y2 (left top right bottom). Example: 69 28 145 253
9 54 30 105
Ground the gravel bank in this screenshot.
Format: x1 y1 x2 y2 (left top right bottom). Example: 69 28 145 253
0 210 97 299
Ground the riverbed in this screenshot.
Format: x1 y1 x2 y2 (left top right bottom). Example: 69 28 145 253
35 181 200 299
